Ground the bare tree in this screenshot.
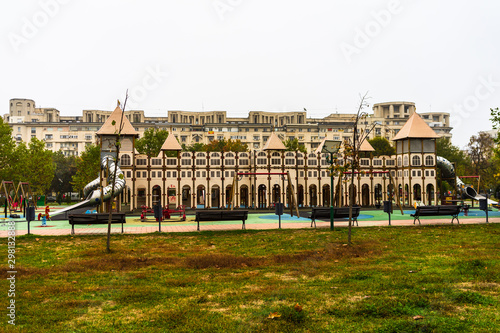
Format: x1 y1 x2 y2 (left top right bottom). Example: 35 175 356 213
106 91 128 253
346 92 377 245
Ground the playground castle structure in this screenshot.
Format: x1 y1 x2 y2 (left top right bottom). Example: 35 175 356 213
115 113 443 211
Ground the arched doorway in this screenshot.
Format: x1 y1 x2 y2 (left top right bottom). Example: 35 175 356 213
286 184 294 208
361 184 370 207
398 185 403 204
258 184 267 208
137 187 146 208
167 186 176 209
413 184 422 202
322 184 330 207
426 184 434 205
374 184 382 205
404 184 409 205
309 184 317 207
197 185 206 208
387 184 395 202
297 185 304 207
347 184 357 206
240 185 249 208
272 184 280 204
182 185 191 208
152 185 161 207
225 185 233 208
211 185 220 208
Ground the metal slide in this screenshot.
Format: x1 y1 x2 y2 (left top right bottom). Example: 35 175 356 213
436 156 497 205
50 155 126 218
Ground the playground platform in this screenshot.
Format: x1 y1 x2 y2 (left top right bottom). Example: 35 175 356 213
1 205 499 237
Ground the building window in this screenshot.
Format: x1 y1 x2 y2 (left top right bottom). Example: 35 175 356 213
120 154 131 166
412 156 421 166
425 156 434 166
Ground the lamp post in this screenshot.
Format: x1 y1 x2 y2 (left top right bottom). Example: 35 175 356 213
322 140 342 231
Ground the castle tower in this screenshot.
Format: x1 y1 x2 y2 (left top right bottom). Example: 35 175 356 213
392 112 439 206
96 104 139 212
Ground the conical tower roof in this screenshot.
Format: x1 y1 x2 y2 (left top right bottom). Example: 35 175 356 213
359 138 375 152
392 112 439 140
262 132 286 151
160 133 183 151
96 105 138 137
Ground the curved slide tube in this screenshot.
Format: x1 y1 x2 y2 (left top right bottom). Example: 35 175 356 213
50 155 126 218
436 156 497 205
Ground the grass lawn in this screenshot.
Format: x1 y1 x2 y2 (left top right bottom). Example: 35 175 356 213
2 224 499 332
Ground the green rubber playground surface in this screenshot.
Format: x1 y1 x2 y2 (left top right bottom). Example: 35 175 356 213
1 205 498 232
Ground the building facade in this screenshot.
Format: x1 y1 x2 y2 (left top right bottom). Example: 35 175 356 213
107 109 439 212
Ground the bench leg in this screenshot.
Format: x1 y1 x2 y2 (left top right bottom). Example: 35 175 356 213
451 215 459 224
197 220 200 231
71 224 74 235
242 220 246 230
310 218 316 228
121 222 124 233
413 217 421 225
354 218 358 227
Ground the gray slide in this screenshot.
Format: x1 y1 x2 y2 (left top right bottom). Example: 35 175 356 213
436 156 497 205
50 155 126 220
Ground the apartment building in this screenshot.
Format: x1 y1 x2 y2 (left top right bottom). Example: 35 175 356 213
4 99 452 156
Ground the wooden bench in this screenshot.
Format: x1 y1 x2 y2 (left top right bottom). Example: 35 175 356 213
410 205 461 225
68 213 126 235
195 210 249 231
310 207 361 227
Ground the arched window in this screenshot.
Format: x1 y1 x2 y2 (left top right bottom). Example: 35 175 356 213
425 155 434 166
257 152 267 165
403 156 408 166
271 152 281 165
120 154 131 166
296 153 304 166
239 152 249 165
210 153 220 165
397 156 402 167
412 155 421 166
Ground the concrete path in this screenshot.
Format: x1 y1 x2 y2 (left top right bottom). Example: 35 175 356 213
1 214 498 237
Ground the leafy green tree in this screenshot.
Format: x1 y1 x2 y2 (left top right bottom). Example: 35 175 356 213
0 118 17 182
436 137 470 176
71 143 100 194
368 137 395 156
284 138 307 153
135 128 169 157
50 151 78 195
204 138 248 152
18 138 55 195
182 143 205 152
468 132 497 191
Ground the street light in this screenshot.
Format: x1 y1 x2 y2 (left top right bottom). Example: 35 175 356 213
322 140 342 231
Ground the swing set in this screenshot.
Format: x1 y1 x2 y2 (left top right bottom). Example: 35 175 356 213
1 180 37 216
227 171 300 217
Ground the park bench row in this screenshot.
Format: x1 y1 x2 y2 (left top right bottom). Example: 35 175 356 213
66 205 465 234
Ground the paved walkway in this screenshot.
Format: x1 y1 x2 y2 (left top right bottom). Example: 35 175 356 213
1 212 498 237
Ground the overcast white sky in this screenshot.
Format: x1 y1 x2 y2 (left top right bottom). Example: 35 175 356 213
1 0 499 149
